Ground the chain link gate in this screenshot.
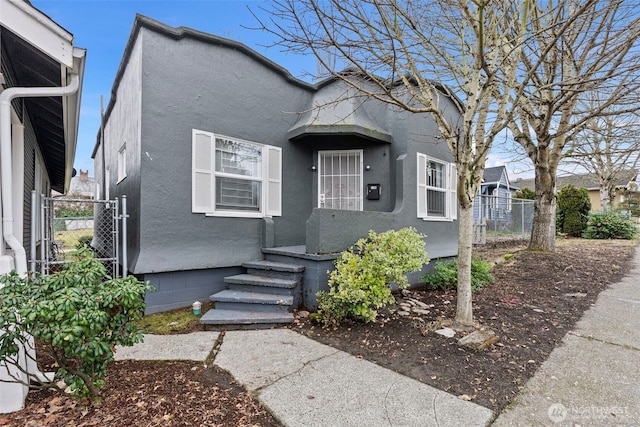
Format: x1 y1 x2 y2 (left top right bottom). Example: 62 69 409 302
31 192 127 277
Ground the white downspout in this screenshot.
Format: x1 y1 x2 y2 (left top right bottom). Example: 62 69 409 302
0 74 80 275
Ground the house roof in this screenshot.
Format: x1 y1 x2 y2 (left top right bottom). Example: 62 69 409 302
512 169 638 192
0 0 86 193
482 166 507 184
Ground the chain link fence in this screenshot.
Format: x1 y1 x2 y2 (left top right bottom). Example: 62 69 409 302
32 194 125 277
473 194 534 244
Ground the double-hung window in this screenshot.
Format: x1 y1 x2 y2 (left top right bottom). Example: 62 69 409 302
192 129 281 218
117 142 127 183
417 153 457 220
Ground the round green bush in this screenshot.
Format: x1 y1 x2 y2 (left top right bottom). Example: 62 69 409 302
582 211 638 240
420 258 494 291
316 227 429 326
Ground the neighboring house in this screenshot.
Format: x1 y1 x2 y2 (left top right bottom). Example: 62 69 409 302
68 169 95 198
93 15 461 324
512 169 638 212
52 169 95 199
0 0 85 413
474 166 514 221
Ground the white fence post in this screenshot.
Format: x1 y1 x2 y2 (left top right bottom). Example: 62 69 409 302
121 195 127 278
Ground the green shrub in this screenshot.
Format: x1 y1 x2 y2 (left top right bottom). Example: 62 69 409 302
514 187 535 200
76 235 93 249
316 228 429 326
557 185 591 237
582 211 638 240
0 248 154 400
420 258 494 291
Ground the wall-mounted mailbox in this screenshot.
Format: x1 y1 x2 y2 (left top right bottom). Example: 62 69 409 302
367 184 381 200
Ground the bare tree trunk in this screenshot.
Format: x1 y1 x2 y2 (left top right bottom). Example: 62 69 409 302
530 162 557 251
600 186 611 211
455 205 474 326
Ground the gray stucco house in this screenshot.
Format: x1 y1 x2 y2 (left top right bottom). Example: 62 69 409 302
93 15 462 326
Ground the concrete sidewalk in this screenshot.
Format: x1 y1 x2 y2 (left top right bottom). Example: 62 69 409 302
114 248 640 427
493 248 640 427
215 329 492 427
117 329 493 426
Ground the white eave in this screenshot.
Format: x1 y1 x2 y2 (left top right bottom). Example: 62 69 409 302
63 47 87 191
0 0 74 67
1 0 86 193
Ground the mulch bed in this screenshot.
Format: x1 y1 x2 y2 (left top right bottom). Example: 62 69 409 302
3 361 281 427
2 238 635 425
291 238 636 413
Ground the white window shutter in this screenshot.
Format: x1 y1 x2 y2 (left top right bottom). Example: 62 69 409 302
192 129 215 213
417 153 427 218
265 146 282 217
450 163 458 220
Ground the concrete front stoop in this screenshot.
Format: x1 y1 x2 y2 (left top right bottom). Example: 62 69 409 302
200 260 304 329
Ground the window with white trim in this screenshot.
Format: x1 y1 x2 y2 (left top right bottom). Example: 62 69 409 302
192 129 281 217
417 153 457 220
318 150 363 211
117 142 127 182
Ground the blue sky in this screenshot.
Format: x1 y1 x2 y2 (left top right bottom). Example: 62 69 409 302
32 0 317 176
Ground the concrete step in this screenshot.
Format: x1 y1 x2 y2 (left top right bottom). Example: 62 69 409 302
243 260 305 273
200 309 294 329
211 290 293 306
225 274 298 289
210 290 293 312
228 283 296 297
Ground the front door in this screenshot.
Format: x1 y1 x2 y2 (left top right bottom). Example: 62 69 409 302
318 150 363 210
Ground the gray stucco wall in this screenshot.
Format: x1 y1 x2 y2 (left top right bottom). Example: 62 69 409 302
143 266 242 314
133 28 315 274
102 33 143 273
302 94 459 256
98 17 462 312
305 154 457 259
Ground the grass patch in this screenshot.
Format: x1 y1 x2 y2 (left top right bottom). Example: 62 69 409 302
54 228 93 250
136 302 213 335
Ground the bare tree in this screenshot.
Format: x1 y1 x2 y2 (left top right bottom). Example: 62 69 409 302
504 0 640 251
566 108 640 210
254 0 535 326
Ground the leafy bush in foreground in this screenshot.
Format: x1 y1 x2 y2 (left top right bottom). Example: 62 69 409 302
420 258 494 291
316 228 429 326
582 211 638 240
0 248 154 400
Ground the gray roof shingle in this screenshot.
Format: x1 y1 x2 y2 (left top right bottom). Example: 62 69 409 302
512 169 637 192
